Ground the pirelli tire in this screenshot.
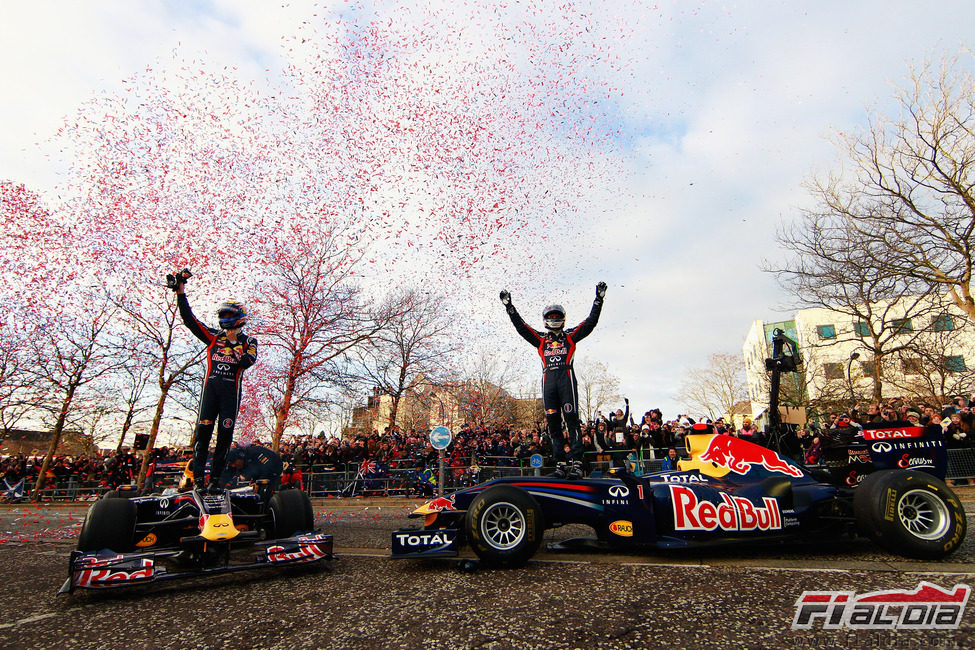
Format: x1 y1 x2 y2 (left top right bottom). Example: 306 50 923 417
269 489 315 538
77 497 137 553
854 470 966 560
465 485 544 567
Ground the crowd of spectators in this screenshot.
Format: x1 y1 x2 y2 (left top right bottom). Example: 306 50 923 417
5 394 975 499
783 395 975 465
1 447 188 500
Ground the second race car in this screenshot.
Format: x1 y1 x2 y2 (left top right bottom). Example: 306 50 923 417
391 423 967 567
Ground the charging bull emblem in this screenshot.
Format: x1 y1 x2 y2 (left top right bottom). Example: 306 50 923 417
698 435 803 478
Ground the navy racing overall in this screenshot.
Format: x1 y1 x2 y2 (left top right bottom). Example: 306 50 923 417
505 297 603 462
178 294 258 487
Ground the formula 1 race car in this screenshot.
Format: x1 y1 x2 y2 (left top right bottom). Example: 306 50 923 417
391 424 967 567
60 483 331 594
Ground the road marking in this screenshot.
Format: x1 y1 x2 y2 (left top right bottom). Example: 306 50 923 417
621 562 711 568
0 612 58 630
750 566 849 573
903 570 975 577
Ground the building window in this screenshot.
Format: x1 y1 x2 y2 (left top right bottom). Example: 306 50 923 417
933 314 955 332
854 321 870 337
823 362 844 380
861 360 876 378
817 324 836 340
943 356 967 373
902 358 923 375
891 318 913 334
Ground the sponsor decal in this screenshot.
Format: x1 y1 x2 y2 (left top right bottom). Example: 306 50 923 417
135 533 158 548
222 418 234 429
884 488 897 522
862 427 924 441
73 556 155 589
657 474 709 484
608 520 633 537
845 471 866 487
792 582 970 630
897 454 935 470
872 440 943 453
394 531 455 547
847 449 871 464
670 485 781 532
608 485 629 498
697 436 803 477
267 542 329 564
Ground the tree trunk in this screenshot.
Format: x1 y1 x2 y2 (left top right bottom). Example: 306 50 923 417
116 409 135 454
136 386 171 491
32 389 74 501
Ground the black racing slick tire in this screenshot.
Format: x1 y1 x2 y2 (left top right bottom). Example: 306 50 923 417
269 490 314 538
854 470 966 560
77 497 137 552
465 485 544 568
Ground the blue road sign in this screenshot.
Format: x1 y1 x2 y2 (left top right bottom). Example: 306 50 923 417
530 454 544 468
430 426 452 451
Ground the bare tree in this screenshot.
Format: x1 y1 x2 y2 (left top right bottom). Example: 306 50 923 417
255 222 394 451
576 358 621 423
453 351 521 426
769 207 946 401
677 353 748 421
886 312 975 401
810 55 975 321
25 300 122 500
349 288 457 431
111 293 205 491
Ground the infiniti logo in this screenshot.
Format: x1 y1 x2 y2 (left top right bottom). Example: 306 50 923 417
872 442 892 453
608 484 630 498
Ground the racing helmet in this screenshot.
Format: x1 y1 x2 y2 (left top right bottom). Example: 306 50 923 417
217 300 247 329
542 304 565 331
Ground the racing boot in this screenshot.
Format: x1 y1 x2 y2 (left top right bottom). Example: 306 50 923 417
551 462 568 479
565 460 584 480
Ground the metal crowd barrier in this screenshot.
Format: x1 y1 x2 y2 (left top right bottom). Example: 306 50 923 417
5 448 975 502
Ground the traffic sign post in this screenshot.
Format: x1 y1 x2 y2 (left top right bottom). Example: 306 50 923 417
429 426 452 497
530 453 544 476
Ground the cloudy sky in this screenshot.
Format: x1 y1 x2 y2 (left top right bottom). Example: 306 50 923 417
2 1 974 419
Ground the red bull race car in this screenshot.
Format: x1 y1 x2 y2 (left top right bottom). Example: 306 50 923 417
391 424 967 567
60 482 331 594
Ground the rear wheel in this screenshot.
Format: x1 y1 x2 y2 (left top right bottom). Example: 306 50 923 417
465 485 543 567
269 490 314 538
77 498 137 552
854 470 966 559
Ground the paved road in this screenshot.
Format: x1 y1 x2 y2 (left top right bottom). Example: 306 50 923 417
0 497 973 649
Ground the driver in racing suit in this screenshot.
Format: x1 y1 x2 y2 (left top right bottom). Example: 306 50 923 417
174 277 258 492
500 282 606 478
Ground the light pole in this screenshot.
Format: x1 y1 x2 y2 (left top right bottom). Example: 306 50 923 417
847 351 861 408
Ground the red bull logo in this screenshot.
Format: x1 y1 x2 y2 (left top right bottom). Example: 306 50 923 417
73 556 155 589
698 436 803 477
670 485 782 532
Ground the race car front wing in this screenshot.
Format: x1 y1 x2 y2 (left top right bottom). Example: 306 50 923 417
59 533 333 594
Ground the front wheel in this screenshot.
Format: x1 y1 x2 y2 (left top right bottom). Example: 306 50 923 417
854 470 966 560
465 485 544 567
269 490 315 538
77 498 137 552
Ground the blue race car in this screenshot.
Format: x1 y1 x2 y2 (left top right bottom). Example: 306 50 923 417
391 424 966 567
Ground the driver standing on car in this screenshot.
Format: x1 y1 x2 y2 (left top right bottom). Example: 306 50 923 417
173 274 258 492
500 282 606 479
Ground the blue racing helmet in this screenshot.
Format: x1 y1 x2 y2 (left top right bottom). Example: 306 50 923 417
217 300 247 329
